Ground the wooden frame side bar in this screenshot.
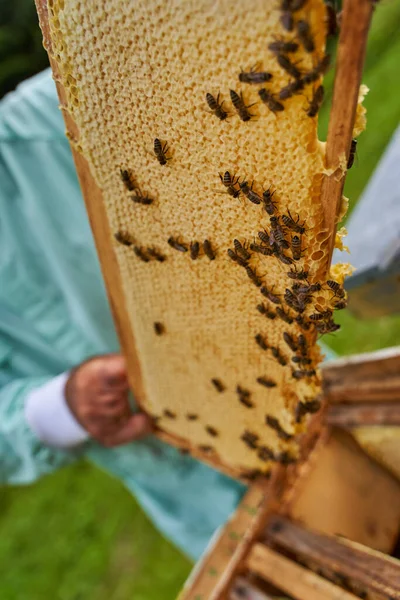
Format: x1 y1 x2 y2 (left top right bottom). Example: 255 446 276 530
319 0 373 272
178 470 285 600
265 516 400 599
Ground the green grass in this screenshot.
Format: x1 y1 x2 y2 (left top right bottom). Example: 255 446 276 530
2 3 400 599
0 462 192 600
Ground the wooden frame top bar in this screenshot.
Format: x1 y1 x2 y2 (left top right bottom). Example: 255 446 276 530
265 516 400 599
322 347 400 403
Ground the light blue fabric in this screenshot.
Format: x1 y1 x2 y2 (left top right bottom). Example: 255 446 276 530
0 69 246 561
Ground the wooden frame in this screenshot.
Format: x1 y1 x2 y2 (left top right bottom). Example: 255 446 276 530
323 347 400 404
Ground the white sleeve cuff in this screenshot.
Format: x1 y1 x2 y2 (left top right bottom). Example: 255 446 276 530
24 372 90 449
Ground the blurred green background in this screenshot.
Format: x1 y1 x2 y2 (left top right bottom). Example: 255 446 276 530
1 2 400 599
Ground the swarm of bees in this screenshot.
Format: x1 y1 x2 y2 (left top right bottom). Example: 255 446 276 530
225 170 347 390
204 0 336 123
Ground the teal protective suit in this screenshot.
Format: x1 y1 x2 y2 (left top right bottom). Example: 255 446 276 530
0 70 246 561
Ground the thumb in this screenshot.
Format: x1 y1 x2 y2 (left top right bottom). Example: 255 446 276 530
103 413 153 447
100 355 128 390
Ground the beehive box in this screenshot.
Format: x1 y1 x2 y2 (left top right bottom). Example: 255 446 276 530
36 0 352 479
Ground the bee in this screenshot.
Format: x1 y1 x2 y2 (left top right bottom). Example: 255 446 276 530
270 216 289 249
153 322 165 335
153 138 170 165
297 334 308 354
284 288 300 311
134 246 150 262
302 54 331 85
276 53 302 79
234 239 251 261
130 188 153 205
295 398 321 422
163 409 176 418
258 445 275 462
114 231 133 246
227 248 248 267
190 241 200 260
239 181 263 205
219 171 241 198
199 445 214 453
241 430 259 449
297 19 315 53
257 304 276 319
250 243 273 257
315 320 340 334
245 265 262 287
203 239 216 260
327 279 345 298
266 415 293 441
186 413 198 420
295 282 321 295
260 285 281 305
205 425 218 437
283 332 298 352
230 89 256 122
287 267 309 280
168 237 188 252
270 346 288 366
268 39 299 53
147 247 166 262
237 385 254 408
242 468 264 480
258 88 285 113
306 85 324 118
258 230 271 245
325 2 339 37
334 299 347 310
292 368 316 379
276 306 294 324
279 78 304 100
257 376 277 388
280 11 294 32
255 333 268 351
262 187 278 215
291 235 302 261
309 308 333 321
347 138 357 169
239 65 272 84
292 356 312 366
295 315 311 330
281 210 306 234
276 451 296 465
206 92 228 120
211 378 225 392
296 291 313 308
274 248 294 265
303 398 322 412
120 168 136 191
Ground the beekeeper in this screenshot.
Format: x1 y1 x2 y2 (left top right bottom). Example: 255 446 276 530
0 69 245 560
